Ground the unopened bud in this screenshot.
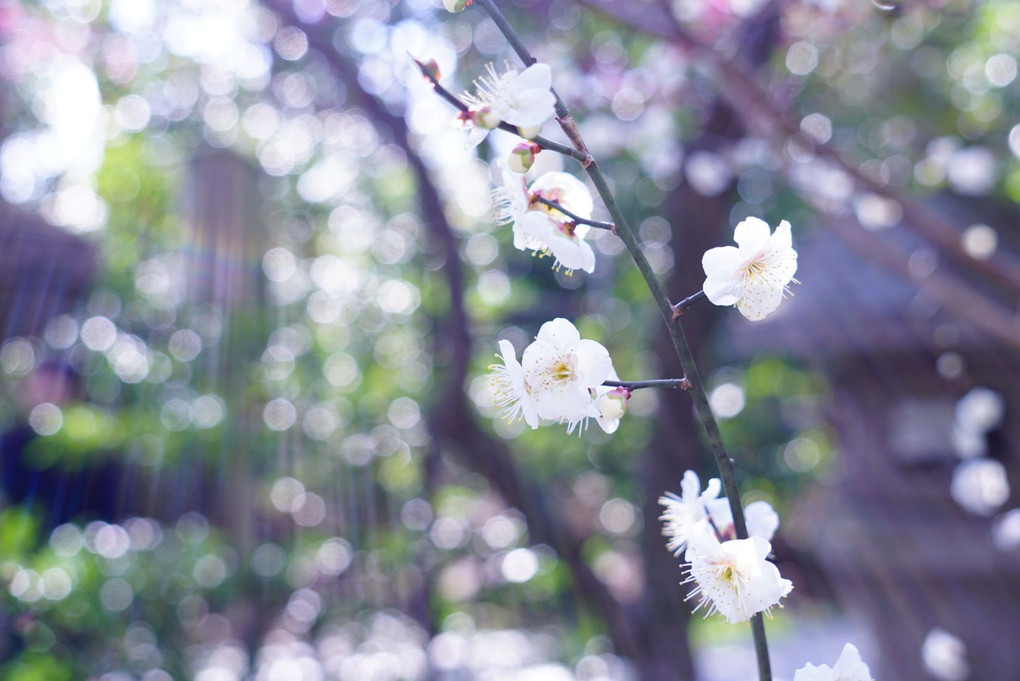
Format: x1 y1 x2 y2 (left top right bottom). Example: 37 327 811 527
414 57 441 82
598 388 629 421
516 124 542 140
508 141 541 174
444 0 472 12
470 106 501 130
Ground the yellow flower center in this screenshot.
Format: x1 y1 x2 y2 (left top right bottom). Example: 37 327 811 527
552 361 573 381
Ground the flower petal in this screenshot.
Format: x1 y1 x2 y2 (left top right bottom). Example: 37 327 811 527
548 234 596 273
735 280 784 321
514 212 555 251
533 317 581 350
733 216 772 253
573 339 612 385
702 246 743 306
514 63 553 91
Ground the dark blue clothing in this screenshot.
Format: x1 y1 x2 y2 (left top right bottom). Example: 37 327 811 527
1 424 123 534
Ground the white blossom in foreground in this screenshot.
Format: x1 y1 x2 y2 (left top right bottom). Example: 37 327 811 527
460 63 557 148
490 339 540 429
522 318 612 431
683 521 792 624
794 643 873 681
493 165 597 273
702 217 798 321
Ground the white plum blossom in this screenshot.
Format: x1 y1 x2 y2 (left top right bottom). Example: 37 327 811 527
460 62 557 148
794 643 873 681
683 521 793 624
702 217 798 321
490 339 540 429
659 471 722 559
489 319 617 434
493 165 597 273
522 318 612 432
660 472 779 556
922 627 969 681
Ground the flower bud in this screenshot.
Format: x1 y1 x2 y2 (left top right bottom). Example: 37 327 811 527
415 58 441 82
443 0 472 12
470 106 501 130
507 141 541 174
516 124 542 139
598 388 629 422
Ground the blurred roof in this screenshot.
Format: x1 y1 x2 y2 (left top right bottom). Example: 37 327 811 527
723 201 1019 362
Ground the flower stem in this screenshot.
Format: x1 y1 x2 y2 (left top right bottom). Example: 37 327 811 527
604 379 690 390
671 290 706 317
472 3 772 680
411 56 588 163
533 197 615 231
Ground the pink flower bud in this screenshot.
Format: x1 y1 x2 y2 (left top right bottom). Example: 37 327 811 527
507 141 541 174
415 58 441 82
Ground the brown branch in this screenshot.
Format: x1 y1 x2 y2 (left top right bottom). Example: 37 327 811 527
573 0 1020 297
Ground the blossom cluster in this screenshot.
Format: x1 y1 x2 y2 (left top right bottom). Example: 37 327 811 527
659 471 789 624
490 318 629 435
429 18 855 681
492 163 598 274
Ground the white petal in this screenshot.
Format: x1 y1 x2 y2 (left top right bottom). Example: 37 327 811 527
702 246 743 306
514 212 555 251
547 235 595 273
573 339 612 386
745 501 779 541
505 89 557 128
533 318 581 350
530 172 594 218
736 281 784 321
733 216 772 253
794 664 837 681
514 63 553 91
832 643 872 681
680 470 702 500
465 126 488 150
767 220 793 253
705 498 734 536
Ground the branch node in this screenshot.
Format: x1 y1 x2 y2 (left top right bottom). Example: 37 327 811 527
679 377 693 391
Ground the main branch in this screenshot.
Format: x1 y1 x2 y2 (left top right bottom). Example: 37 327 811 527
473 1 772 679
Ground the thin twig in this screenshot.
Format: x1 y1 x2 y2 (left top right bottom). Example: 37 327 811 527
473 2 771 680
533 196 615 231
671 290 706 318
604 378 691 390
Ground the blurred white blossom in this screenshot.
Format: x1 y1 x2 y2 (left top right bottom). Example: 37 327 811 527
922 627 969 681
794 643 873 681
